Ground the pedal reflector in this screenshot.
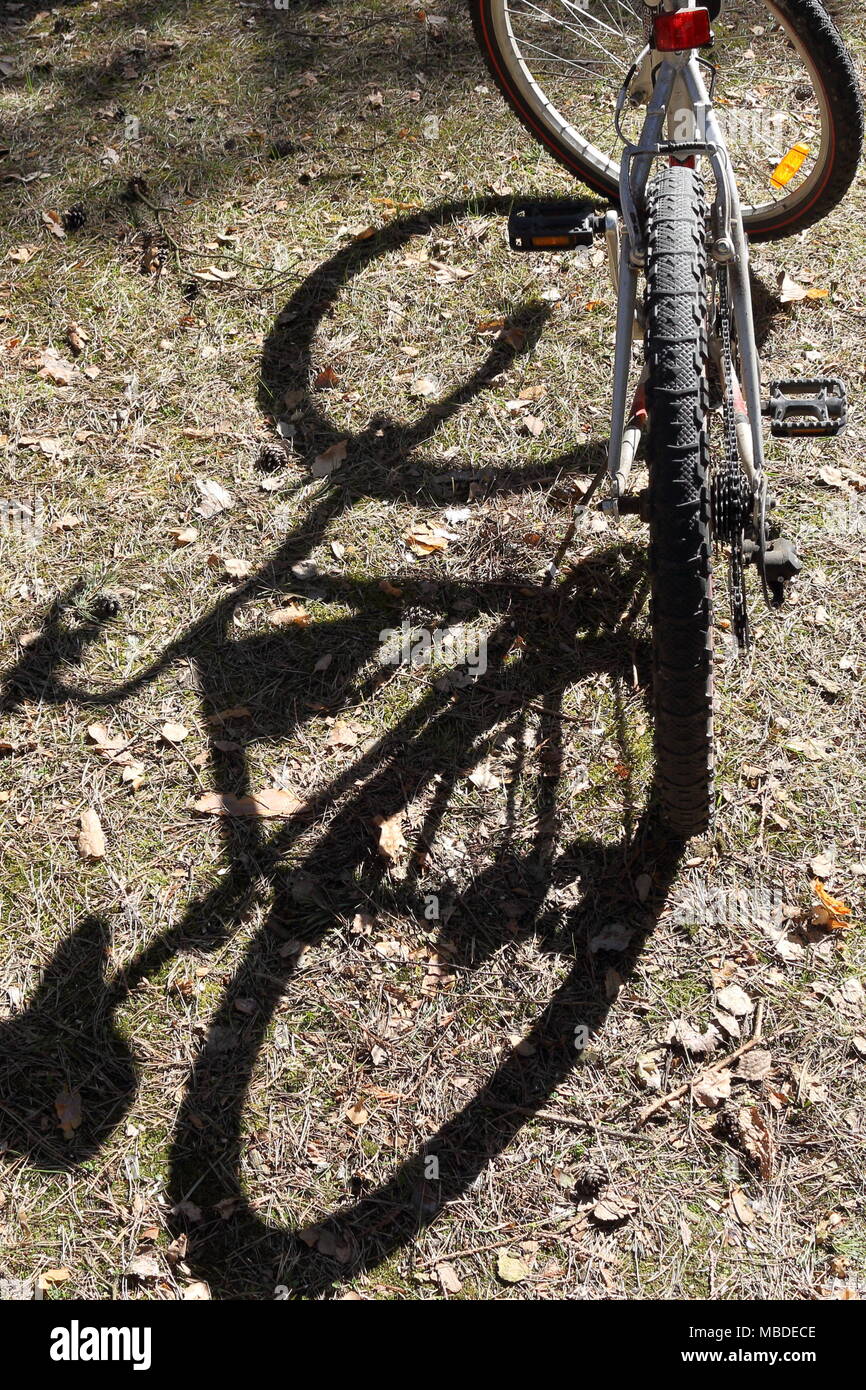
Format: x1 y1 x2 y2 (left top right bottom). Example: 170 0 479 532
771 142 810 188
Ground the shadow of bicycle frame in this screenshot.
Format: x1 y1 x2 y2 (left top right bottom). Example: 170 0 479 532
0 195 689 1298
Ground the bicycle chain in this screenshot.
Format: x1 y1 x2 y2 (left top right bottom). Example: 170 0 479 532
711 270 752 648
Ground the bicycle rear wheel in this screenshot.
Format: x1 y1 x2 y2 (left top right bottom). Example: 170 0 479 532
644 165 714 836
471 0 863 242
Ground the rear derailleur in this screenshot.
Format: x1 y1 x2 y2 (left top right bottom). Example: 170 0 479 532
743 531 802 610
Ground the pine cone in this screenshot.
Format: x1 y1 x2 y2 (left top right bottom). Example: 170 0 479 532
257 441 288 472
92 592 122 620
572 1160 607 1201
62 203 87 232
715 1100 740 1145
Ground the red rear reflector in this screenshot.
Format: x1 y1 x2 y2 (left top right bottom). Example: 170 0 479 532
653 7 712 51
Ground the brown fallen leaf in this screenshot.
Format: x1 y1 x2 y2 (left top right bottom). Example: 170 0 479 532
314 365 340 389
0 738 36 757
297 1225 352 1262
182 1281 211 1300
818 465 845 489
496 1250 530 1284
374 937 408 961
691 1069 731 1108
328 719 359 749
716 984 753 1017
791 1065 827 1105
194 478 234 517
635 1051 663 1090
268 603 310 627
86 723 129 756
374 811 408 862
592 1192 638 1224
205 706 251 723
810 848 835 878
467 764 501 791
429 259 472 284
311 439 347 478
730 1186 756 1226
436 1262 462 1294
784 735 830 761
668 1019 720 1057
121 761 146 790
410 375 438 398
778 271 829 304
37 347 75 385
811 879 853 930
736 1104 775 1180
66 321 88 355
160 721 189 744
736 1048 773 1082
403 524 454 556
170 525 199 548
78 808 106 859
127 1253 161 1279
345 1101 368 1127
208 554 251 580
193 788 303 818
49 513 84 533
18 434 66 458
192 264 237 283
55 1088 82 1139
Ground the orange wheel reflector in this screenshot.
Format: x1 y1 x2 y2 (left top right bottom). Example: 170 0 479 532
771 143 810 188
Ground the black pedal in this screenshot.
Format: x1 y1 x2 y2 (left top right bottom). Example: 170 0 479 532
508 201 601 252
763 377 847 438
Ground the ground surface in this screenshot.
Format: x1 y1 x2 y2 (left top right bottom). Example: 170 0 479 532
0 0 864 1301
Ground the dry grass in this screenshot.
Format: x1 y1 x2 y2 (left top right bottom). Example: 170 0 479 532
0 0 864 1300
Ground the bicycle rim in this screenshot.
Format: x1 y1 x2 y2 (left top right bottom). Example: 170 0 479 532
482 0 834 230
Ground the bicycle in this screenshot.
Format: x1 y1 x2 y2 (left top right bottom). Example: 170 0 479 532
471 0 864 836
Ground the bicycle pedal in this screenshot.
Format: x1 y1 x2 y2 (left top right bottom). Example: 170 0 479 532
763 377 847 438
507 201 602 252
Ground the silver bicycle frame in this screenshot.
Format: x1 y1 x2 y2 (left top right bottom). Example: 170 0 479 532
607 6 765 509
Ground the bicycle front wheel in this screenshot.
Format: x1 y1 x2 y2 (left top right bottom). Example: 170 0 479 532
471 0 863 242
645 165 714 836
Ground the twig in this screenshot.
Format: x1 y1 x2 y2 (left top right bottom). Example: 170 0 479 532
419 1222 580 1269
133 192 300 275
518 701 586 725
480 1097 657 1142
638 1001 765 1127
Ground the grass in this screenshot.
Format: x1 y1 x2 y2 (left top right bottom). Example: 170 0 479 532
0 0 864 1301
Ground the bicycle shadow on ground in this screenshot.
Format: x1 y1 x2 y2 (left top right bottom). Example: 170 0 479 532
0 196 688 1297
0 549 684 1297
